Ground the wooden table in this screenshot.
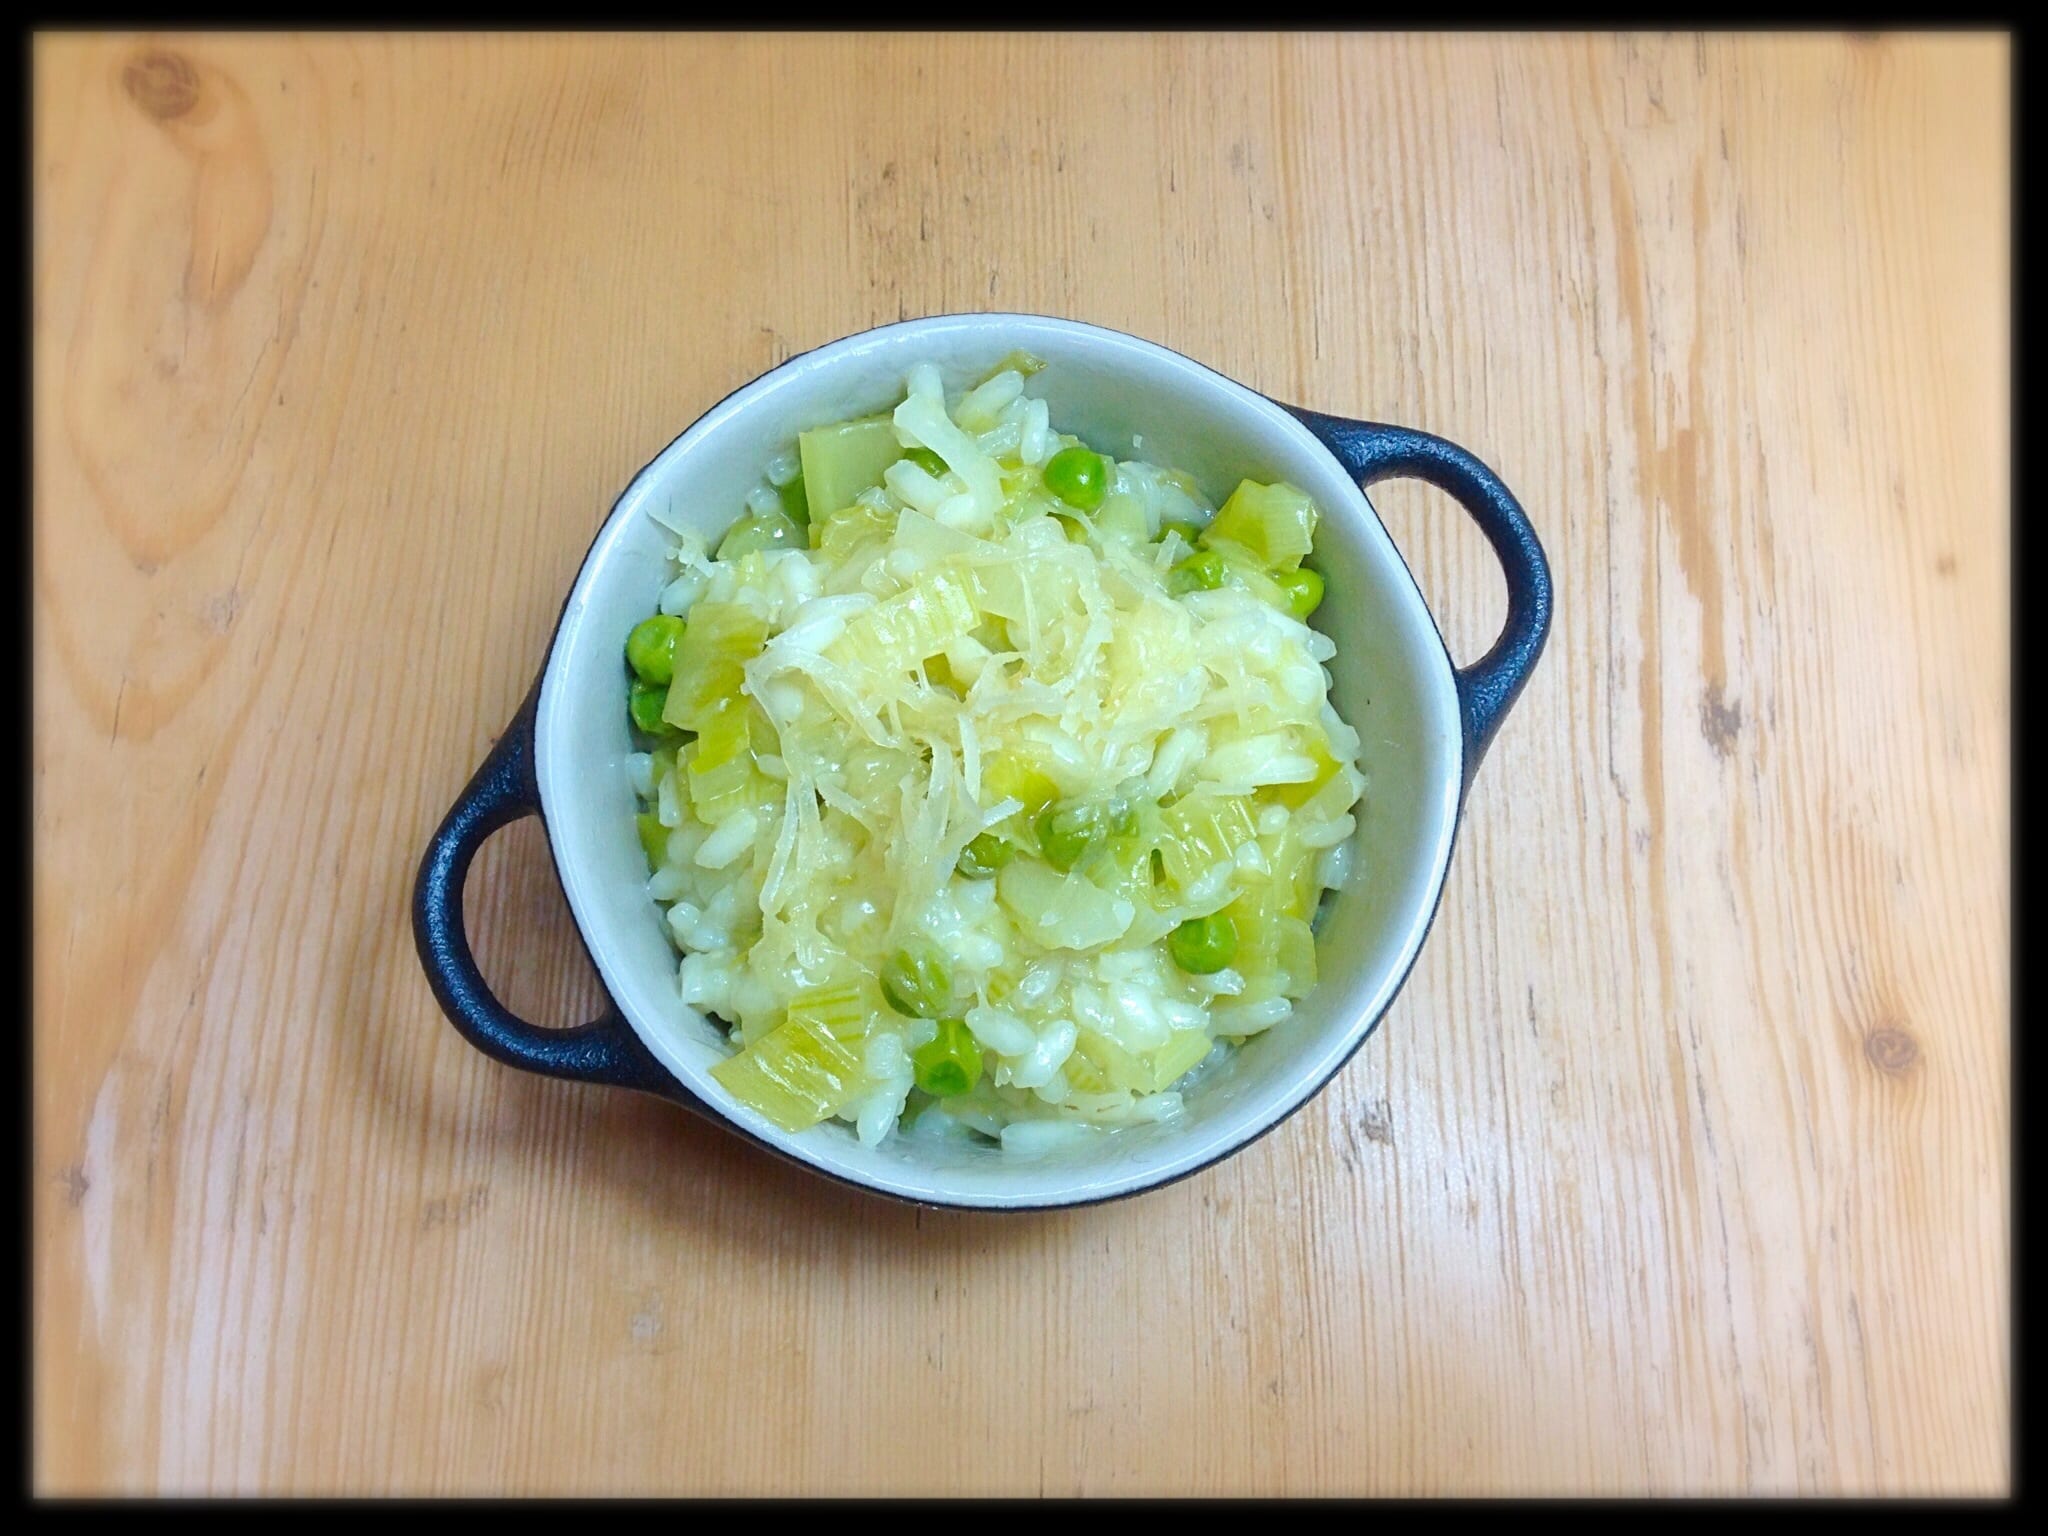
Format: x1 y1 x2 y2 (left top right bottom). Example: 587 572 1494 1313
33 31 2010 1496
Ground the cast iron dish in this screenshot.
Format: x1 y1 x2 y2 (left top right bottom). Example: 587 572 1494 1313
413 314 1551 1209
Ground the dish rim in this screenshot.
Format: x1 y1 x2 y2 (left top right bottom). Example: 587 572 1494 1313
528 312 1471 1209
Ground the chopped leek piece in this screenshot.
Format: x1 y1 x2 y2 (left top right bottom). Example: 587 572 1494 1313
1146 1028 1215 1090
912 1018 983 1097
1070 1025 1212 1095
811 495 896 557
786 978 881 1040
1273 728 1346 809
710 1012 863 1132
828 570 979 675
1037 800 1110 872
881 939 953 1019
686 698 760 822
635 812 669 869
981 753 1062 817
896 1089 933 1132
798 415 903 521
717 509 803 560
1226 887 1319 1001
777 471 810 527
1091 493 1149 544
995 860 1135 950
1202 480 1318 571
956 832 1016 879
980 349 1046 382
1155 793 1260 888
664 602 767 730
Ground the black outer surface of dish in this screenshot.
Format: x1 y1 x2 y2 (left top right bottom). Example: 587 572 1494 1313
413 361 1552 1211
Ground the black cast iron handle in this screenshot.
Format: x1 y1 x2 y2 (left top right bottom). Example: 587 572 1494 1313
1284 408 1552 783
412 684 699 1104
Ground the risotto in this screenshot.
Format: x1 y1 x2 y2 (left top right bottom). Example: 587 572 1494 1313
620 355 1365 1153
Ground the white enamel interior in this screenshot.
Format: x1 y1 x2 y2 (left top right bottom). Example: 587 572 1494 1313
535 314 1463 1208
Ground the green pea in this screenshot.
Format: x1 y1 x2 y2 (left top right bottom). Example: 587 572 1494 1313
1169 912 1238 975
1160 518 1206 547
1168 549 1229 595
1043 446 1108 512
628 680 672 735
903 446 948 478
635 811 670 869
912 1018 984 1097
1037 801 1108 872
625 615 685 686
1275 566 1326 620
881 940 953 1019
956 832 1016 880
777 471 810 527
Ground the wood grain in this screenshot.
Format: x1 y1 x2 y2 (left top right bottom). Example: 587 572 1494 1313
32 32 2009 1495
